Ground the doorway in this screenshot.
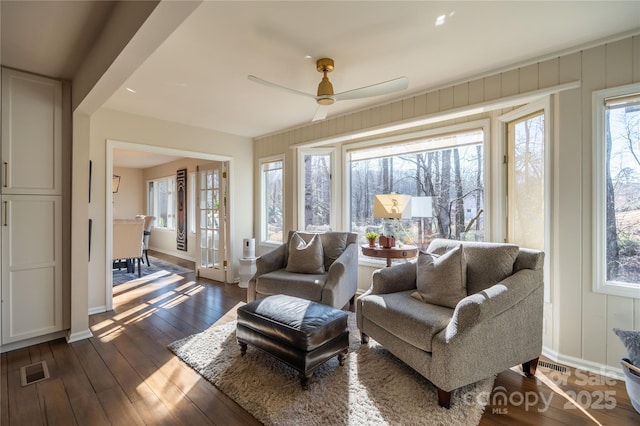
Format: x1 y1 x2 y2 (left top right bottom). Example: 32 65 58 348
106 140 233 311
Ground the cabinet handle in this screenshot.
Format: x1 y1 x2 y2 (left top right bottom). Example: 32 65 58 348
3 162 7 188
3 201 6 226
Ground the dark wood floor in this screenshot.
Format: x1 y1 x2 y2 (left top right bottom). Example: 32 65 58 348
1 251 638 425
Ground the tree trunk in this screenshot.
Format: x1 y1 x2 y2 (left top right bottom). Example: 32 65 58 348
605 110 619 279
453 148 464 239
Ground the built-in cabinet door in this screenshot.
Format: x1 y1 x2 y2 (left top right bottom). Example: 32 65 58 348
1 68 62 195
1 195 63 344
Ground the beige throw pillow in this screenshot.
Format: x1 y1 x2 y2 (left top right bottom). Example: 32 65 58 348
285 232 325 274
411 245 467 308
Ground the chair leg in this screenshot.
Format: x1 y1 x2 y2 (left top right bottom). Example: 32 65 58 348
145 249 150 266
522 357 539 377
361 332 369 344
437 388 452 409
349 295 355 308
137 258 141 277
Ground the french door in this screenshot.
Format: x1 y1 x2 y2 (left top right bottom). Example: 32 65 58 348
196 162 227 282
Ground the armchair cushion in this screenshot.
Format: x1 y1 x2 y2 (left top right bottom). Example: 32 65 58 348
254 269 326 301
285 232 325 274
427 239 519 294
359 290 453 352
614 328 640 367
412 245 467 308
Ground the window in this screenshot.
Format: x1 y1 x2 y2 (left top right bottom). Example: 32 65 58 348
189 172 196 234
148 176 176 230
593 84 640 297
347 123 486 250
298 148 335 232
260 157 283 244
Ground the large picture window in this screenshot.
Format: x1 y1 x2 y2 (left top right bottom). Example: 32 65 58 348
260 157 283 244
298 148 335 232
348 124 486 249
593 84 640 297
148 176 176 230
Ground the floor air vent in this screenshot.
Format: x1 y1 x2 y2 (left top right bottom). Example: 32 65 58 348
538 360 569 374
20 361 50 386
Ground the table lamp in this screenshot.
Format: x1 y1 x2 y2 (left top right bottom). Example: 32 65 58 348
373 194 411 248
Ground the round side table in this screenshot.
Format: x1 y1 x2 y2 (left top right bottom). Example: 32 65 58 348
361 244 418 267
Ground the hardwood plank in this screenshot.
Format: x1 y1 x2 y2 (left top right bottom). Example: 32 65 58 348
0 353 8 425
36 377 78 425
7 368 43 424
96 386 146 426
49 339 111 425
70 339 119 393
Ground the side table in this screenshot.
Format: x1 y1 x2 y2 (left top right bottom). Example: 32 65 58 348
238 257 257 288
361 244 418 267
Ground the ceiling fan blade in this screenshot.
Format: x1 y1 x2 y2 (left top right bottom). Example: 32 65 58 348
333 76 409 101
248 75 317 99
312 104 331 122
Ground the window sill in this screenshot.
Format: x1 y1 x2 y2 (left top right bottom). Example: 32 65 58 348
593 281 640 299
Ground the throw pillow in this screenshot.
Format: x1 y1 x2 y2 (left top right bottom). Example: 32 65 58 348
614 328 640 367
285 232 325 274
411 244 467 308
321 233 348 271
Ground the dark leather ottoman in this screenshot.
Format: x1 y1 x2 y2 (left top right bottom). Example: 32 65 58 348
236 294 349 389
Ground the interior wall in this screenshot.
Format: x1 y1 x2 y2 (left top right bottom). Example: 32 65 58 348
253 35 640 374
142 157 202 261
112 167 144 219
89 108 253 312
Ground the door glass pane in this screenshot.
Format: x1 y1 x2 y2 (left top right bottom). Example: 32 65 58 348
508 112 544 250
198 169 221 269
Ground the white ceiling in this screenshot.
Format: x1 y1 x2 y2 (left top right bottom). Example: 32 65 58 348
100 1 640 138
2 1 640 162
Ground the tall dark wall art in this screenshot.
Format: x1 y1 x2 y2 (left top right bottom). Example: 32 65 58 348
177 168 187 251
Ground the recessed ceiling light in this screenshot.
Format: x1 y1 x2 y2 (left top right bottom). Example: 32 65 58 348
435 15 446 26
305 55 313 60
126 87 136 93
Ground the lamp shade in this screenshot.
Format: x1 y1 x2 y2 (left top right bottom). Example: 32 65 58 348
411 196 433 218
373 194 412 219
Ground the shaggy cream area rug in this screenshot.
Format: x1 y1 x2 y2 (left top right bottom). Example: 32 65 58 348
168 314 494 426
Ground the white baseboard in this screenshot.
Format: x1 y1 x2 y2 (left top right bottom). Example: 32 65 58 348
88 305 107 315
0 331 68 353
148 247 195 262
66 329 93 343
542 346 625 381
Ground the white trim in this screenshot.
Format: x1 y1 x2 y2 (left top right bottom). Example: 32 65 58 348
592 83 640 299
88 305 107 315
66 329 94 343
148 246 195 262
0 331 68 353
543 346 624 382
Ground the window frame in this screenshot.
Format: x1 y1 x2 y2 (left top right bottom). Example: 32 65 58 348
147 175 176 231
342 119 491 266
297 147 338 232
189 171 196 234
592 83 640 299
259 155 285 246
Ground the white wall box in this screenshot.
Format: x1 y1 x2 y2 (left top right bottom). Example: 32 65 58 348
1 68 65 347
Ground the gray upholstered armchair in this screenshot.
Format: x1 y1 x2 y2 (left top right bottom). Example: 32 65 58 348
357 238 544 408
248 231 358 309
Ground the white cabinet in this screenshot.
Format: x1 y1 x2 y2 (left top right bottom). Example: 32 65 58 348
1 195 62 343
1 68 64 346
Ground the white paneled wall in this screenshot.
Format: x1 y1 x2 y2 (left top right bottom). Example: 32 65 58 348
254 35 640 373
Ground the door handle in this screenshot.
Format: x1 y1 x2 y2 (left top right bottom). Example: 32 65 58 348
3 162 7 188
3 201 7 226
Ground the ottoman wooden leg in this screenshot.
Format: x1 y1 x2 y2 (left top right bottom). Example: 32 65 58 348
239 341 247 356
338 349 348 366
300 372 313 390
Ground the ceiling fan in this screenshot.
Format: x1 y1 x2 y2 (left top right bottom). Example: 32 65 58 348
248 58 409 122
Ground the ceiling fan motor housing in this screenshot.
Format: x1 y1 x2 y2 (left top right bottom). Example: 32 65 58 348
316 58 335 103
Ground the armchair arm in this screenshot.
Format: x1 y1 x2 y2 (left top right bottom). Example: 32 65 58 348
322 243 358 308
255 244 286 276
442 268 543 341
367 260 417 295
